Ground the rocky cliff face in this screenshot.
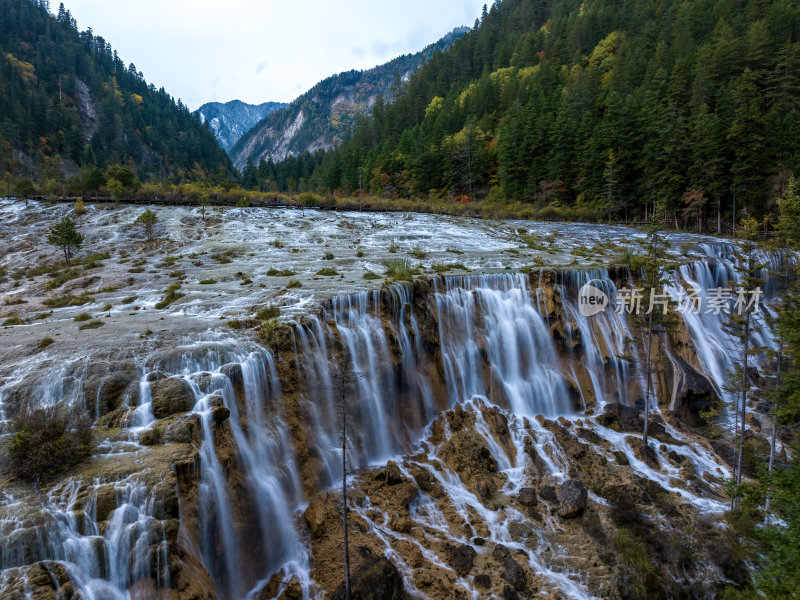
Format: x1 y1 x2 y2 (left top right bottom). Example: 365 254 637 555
230 27 469 169
197 100 288 150
0 257 784 599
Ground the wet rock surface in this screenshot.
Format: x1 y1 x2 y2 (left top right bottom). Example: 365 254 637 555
0 202 777 599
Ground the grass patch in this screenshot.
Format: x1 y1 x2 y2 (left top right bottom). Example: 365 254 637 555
83 252 110 269
316 267 339 276
388 243 399 253
431 262 470 273
37 336 54 349
266 268 296 277
78 319 104 330
4 297 26 305
272 240 286 249
323 251 334 260
2 314 24 325
199 278 217 285
43 294 94 308
286 279 302 288
154 284 185 309
409 245 426 259
445 248 464 255
74 312 92 322
121 295 138 304
363 271 382 280
45 268 82 290
382 258 418 281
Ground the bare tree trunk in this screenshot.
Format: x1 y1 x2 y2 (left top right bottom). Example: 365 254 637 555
643 312 653 446
339 376 351 600
735 312 751 492
765 339 783 519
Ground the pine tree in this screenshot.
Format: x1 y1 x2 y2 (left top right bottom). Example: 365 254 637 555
47 216 83 263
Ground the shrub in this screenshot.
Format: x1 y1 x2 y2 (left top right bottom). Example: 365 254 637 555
6 405 94 479
323 251 334 260
73 198 86 214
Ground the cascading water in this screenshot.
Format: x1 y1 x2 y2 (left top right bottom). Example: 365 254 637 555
0 237 788 599
432 273 573 417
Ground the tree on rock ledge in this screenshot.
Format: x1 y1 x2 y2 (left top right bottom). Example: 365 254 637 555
47 216 83 263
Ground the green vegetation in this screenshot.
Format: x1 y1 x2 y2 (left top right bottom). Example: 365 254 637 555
37 336 54 349
5 405 94 480
199 278 217 284
0 0 230 181
154 284 184 309
286 278 302 288
2 314 23 325
382 258 418 280
42 293 94 307
47 217 83 263
258 0 800 229
266 268 296 276
363 271 382 280
323 251 334 260
73 312 91 322
316 267 339 276
134 209 158 240
78 319 104 330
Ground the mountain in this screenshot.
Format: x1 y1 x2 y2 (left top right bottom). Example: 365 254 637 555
196 100 287 150
230 27 469 171
0 0 231 180
294 0 800 225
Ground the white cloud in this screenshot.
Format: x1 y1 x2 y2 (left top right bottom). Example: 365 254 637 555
58 0 489 110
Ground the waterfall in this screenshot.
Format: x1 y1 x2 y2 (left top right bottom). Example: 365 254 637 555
0 476 170 600
0 237 789 599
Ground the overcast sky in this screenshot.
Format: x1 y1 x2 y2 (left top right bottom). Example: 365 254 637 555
56 1 489 110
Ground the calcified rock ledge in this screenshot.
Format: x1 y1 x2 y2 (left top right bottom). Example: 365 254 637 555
0 199 791 599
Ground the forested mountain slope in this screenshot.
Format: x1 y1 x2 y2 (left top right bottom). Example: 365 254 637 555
295 0 800 224
0 0 231 181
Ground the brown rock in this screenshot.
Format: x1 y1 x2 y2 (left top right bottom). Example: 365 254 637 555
150 377 194 418
446 543 476 576
304 500 327 538
557 479 587 518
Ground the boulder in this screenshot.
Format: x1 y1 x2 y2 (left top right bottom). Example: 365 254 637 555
445 543 476 576
538 485 558 503
303 501 327 538
557 479 587 518
150 377 194 418
332 549 404 599
212 405 230 424
518 487 538 507
384 460 404 485
164 415 198 444
599 402 642 431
